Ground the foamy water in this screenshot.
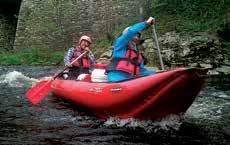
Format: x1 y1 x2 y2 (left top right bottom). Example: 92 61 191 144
0 71 54 88
104 115 182 132
0 71 38 87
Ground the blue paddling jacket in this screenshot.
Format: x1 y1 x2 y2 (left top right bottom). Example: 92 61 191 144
106 21 156 82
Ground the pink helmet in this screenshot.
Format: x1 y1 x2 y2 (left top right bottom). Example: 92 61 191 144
79 35 92 44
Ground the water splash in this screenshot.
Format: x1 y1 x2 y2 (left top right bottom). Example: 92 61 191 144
104 115 182 133
0 71 39 87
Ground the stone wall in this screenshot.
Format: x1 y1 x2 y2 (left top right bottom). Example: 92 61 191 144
14 0 153 51
142 32 230 74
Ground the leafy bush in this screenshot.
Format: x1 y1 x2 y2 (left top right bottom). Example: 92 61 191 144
0 48 64 65
153 0 230 32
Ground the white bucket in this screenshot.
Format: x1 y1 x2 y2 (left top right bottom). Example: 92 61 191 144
91 64 108 82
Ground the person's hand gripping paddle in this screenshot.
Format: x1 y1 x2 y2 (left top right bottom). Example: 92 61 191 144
26 51 87 105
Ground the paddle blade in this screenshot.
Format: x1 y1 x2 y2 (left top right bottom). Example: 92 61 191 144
26 80 53 105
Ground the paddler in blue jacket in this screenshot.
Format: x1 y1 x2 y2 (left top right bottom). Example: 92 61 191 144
106 17 156 82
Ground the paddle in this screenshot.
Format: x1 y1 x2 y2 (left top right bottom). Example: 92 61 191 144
151 25 165 70
26 51 87 105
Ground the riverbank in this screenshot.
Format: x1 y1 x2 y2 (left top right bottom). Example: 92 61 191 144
0 39 110 65
0 48 64 65
0 0 229 66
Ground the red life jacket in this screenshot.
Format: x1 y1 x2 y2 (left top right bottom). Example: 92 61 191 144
70 48 91 69
107 43 143 76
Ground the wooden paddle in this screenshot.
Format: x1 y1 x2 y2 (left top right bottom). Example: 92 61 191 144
26 51 87 105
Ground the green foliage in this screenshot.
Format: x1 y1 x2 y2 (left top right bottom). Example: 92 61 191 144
2 0 229 66
153 0 230 32
0 54 22 65
111 16 141 40
94 39 111 49
0 48 64 65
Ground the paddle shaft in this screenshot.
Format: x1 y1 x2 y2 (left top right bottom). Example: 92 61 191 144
53 51 87 79
151 25 165 70
26 51 87 105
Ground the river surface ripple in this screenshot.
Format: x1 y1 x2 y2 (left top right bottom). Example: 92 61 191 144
0 66 229 145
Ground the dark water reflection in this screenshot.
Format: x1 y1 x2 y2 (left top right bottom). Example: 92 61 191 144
0 66 229 145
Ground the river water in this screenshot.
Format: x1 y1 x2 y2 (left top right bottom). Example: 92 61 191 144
0 66 229 145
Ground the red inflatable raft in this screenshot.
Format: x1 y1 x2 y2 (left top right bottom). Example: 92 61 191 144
51 68 207 120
